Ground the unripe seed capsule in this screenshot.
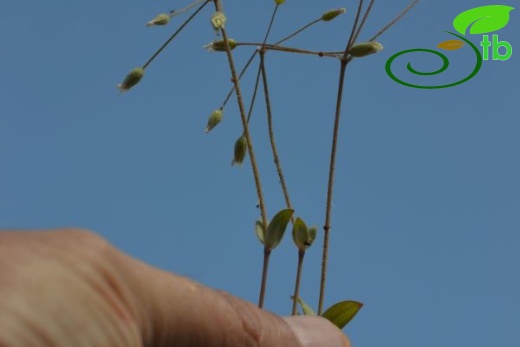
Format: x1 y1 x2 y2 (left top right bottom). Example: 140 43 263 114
349 42 384 57
204 39 237 52
321 8 346 22
117 67 144 93
205 109 223 134
147 13 170 27
232 135 247 167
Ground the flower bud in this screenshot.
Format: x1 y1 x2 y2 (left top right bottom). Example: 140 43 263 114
117 67 144 93
146 13 170 27
204 39 237 52
205 109 223 134
321 8 346 22
349 41 384 57
292 218 317 251
211 11 227 33
274 0 286 4
232 135 247 166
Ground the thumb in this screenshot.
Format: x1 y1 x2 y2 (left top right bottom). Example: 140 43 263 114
114 251 351 347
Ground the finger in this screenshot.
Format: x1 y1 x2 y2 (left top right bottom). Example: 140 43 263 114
111 249 351 347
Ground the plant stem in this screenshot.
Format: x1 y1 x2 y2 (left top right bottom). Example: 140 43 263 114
143 0 210 70
221 17 323 109
344 0 364 54
234 43 342 58
169 0 205 19
317 0 420 315
318 59 348 315
258 247 271 308
276 18 321 45
369 0 420 42
213 0 269 308
350 0 376 47
292 250 305 315
259 52 293 215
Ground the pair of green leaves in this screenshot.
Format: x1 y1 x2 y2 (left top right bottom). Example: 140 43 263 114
255 209 317 250
255 209 294 250
292 296 363 329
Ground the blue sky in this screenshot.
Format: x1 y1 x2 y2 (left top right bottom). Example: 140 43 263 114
1 1 519 346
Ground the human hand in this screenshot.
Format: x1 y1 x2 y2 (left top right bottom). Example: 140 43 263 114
0 229 351 347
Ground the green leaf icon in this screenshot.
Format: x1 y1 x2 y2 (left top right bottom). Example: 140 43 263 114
453 5 514 35
321 300 363 329
264 209 294 250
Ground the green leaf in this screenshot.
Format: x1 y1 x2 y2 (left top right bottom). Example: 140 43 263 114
264 209 294 249
290 296 316 316
307 226 317 246
453 5 514 35
321 301 363 329
255 219 266 246
292 217 308 250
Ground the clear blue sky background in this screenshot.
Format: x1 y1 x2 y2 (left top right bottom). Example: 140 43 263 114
1 1 519 346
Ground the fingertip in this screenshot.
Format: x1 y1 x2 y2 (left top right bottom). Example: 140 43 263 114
283 316 352 347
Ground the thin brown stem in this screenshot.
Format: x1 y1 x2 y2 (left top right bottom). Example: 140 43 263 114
169 0 205 19
292 250 305 315
234 43 342 58
143 0 210 70
214 4 268 228
276 18 321 45
245 65 262 123
351 0 376 46
318 59 348 315
221 17 323 109
222 52 258 108
214 0 269 308
258 247 271 308
344 0 364 54
259 52 293 214
369 0 420 42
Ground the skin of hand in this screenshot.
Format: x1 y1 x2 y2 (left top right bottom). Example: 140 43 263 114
0 229 351 347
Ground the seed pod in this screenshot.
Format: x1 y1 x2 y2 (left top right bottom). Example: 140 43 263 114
211 11 227 33
204 39 237 52
205 109 223 134
321 8 346 22
232 135 247 167
349 42 384 57
146 13 170 27
117 67 144 93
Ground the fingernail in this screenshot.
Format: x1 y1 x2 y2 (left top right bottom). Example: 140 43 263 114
283 316 352 347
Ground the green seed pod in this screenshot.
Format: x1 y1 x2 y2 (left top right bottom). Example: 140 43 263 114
232 135 247 167
146 13 170 27
274 0 286 4
117 67 144 93
211 11 227 33
349 41 384 57
204 39 237 52
205 109 223 134
321 8 346 22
